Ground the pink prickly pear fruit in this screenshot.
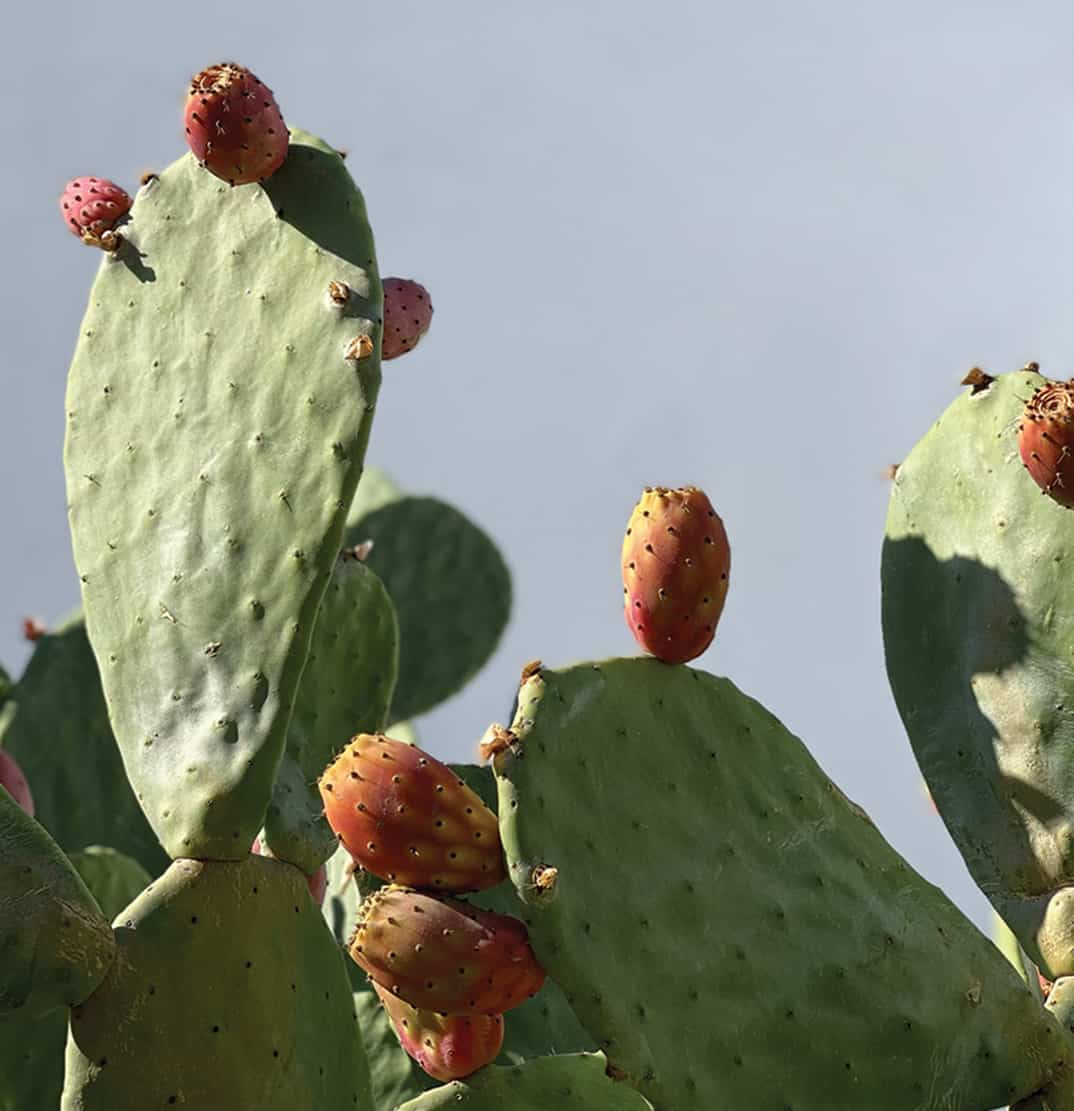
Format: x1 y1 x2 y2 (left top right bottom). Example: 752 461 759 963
372 981 504 1081
22 617 46 642
0 749 34 817
58 177 132 249
250 837 327 905
621 486 731 665
349 885 545 1015
1018 380 1074 508
382 278 434 360
318 733 506 892
184 63 288 186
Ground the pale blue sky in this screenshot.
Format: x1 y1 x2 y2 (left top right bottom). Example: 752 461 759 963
6 0 1074 940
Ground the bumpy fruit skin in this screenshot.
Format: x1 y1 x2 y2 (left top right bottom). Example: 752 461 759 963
319 733 506 891
382 278 434 359
1018 380 1074 507
58 177 131 248
621 486 730 664
0 748 34 816
350 885 545 1014
183 62 288 186
372 981 504 1081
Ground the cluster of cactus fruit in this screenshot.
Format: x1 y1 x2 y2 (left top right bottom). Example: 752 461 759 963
10 56 1074 1111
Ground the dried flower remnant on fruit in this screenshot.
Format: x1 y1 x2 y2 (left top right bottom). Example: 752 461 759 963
344 335 374 361
326 280 351 308
479 723 516 763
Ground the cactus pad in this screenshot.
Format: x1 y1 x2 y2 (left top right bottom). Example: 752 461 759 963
0 789 114 1016
262 556 398 873
493 658 1074 1110
345 483 510 720
882 368 1074 977
0 612 167 874
397 1052 651 1111
61 854 371 1109
63 129 381 858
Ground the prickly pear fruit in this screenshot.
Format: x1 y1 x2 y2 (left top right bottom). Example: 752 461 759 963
350 885 545 1015
382 278 433 359
1018 380 1074 507
0 749 33 816
250 837 327 904
318 734 506 892
621 486 731 664
58 177 131 249
183 62 288 186
372 981 504 1081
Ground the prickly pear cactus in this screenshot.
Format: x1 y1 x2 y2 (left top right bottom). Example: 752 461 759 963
261 555 399 873
61 855 371 1109
398 1053 651 1111
0 790 115 1017
345 480 510 721
0 846 150 1111
0 612 167 874
64 128 381 859
492 658 1074 1110
882 367 1074 979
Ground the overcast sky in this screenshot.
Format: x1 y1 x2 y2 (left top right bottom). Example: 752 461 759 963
6 1 1074 941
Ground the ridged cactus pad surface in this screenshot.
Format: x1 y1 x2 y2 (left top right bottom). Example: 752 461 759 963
345 474 510 720
398 1052 651 1111
0 844 150 1111
0 789 114 1017
61 855 371 1109
262 556 398 873
63 129 381 858
0 612 167 875
493 658 1074 1110
883 368 1074 978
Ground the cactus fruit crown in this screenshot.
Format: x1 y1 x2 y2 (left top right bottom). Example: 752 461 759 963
1018 378 1074 507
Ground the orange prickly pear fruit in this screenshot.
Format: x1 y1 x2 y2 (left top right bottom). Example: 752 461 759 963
621 486 730 664
349 885 545 1015
372 981 504 1081
318 734 506 892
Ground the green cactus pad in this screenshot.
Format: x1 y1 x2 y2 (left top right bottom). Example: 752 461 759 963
69 847 153 921
397 1053 650 1111
345 477 510 720
0 789 114 1016
61 855 371 1109
493 658 1074 1110
0 664 10 708
63 130 382 859
262 556 399 873
0 612 168 875
0 843 151 1110
882 368 1074 978
456 764 597 1065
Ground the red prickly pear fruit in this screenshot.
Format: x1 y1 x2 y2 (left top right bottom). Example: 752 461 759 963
621 486 731 665
22 617 46 642
0 749 34 817
250 837 327 905
58 177 131 249
1018 380 1074 508
318 733 506 893
372 981 504 1081
349 885 545 1015
382 278 434 360
183 62 288 186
